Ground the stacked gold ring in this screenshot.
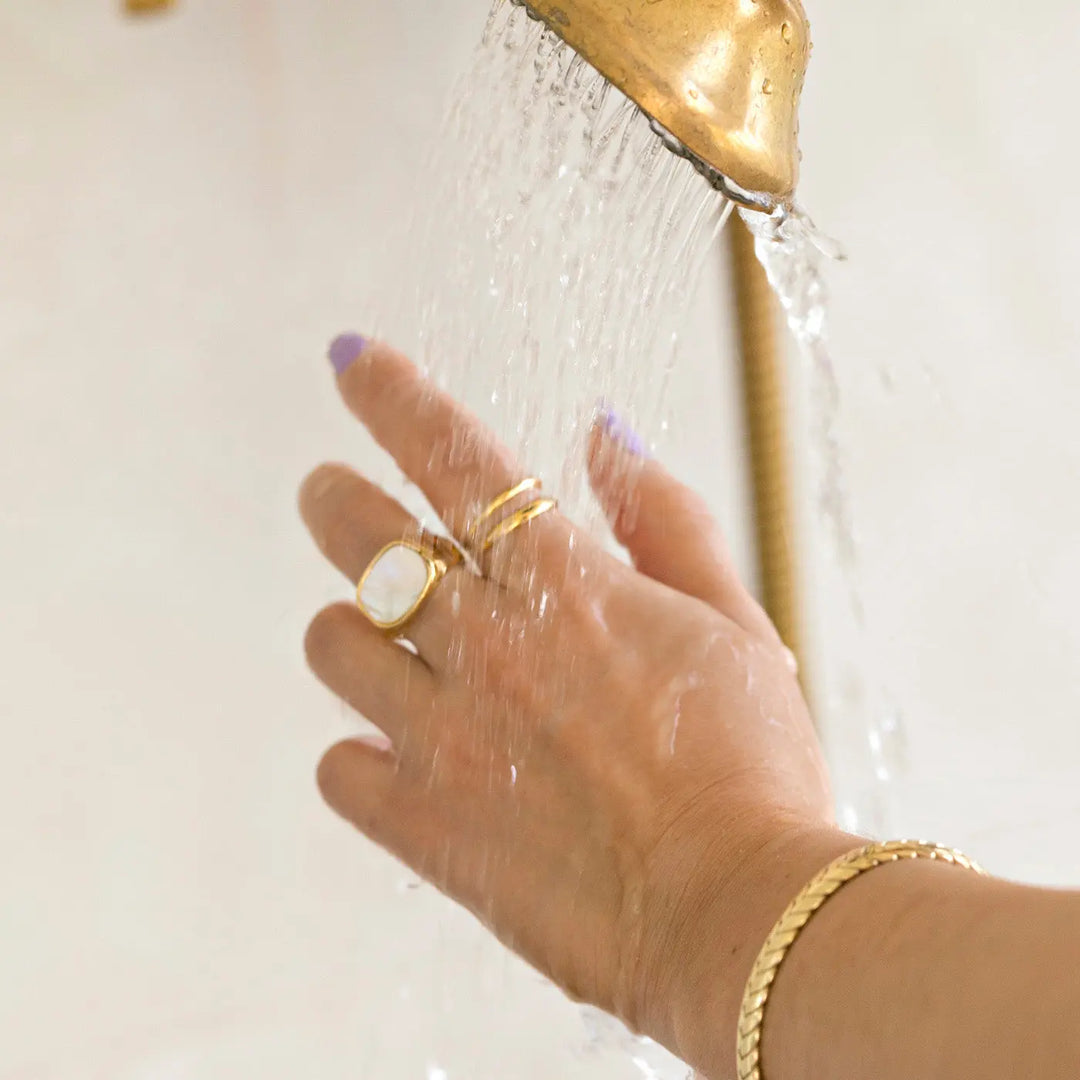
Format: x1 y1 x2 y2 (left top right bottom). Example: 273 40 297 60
355 479 558 635
467 477 558 557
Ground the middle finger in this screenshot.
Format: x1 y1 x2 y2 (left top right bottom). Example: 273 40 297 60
331 338 589 583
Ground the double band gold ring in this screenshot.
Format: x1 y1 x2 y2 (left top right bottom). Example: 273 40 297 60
477 497 558 553
469 477 558 557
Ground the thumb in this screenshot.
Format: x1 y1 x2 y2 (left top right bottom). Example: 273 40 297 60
587 412 781 646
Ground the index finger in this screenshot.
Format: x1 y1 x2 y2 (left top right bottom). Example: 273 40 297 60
330 335 522 539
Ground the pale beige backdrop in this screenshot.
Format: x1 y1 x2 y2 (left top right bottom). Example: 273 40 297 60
2 1 1079 1077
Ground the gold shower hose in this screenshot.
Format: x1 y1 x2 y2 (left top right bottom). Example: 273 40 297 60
728 216 804 675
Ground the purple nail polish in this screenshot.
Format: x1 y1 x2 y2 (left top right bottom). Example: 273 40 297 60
328 332 368 375
599 405 646 457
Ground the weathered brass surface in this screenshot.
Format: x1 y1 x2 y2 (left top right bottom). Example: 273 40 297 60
523 0 810 205
728 216 803 675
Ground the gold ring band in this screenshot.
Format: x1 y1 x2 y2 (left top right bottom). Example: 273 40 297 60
356 535 462 634
478 497 558 554
468 477 542 543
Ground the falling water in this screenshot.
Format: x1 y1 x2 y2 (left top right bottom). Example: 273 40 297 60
366 4 728 1077
364 0 898 1074
378 1 731 533
376 0 906 829
741 205 908 833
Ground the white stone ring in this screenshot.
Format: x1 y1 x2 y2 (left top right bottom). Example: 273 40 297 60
355 535 464 635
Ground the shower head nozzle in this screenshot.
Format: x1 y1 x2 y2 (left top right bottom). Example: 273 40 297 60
518 0 810 210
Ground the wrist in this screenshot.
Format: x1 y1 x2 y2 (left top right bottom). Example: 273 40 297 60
663 820 862 1077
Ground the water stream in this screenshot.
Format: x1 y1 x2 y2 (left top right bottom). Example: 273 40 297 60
743 206 907 833
379 1 731 533
368 1 902 1073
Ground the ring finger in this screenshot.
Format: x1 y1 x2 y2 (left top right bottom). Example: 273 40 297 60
299 462 492 669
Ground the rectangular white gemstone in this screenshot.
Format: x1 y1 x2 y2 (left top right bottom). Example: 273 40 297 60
359 543 432 625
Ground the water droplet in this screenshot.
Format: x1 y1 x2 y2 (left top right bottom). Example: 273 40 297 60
762 78 774 96
782 645 799 675
669 713 680 756
781 21 793 43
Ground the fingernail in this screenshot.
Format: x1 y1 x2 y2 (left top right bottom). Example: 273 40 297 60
597 404 646 457
328 332 369 375
354 731 394 753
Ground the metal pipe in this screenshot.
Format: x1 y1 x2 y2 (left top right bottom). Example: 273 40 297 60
728 216 804 671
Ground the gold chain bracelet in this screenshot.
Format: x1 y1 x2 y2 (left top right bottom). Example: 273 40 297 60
735 839 987 1080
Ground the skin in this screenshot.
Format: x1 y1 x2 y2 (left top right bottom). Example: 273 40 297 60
301 339 1080 1080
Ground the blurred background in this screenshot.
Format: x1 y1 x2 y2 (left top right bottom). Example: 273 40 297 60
3 1 1080 1076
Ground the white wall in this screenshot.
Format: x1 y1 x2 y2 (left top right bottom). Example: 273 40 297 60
797 0 1080 876
1 1 1078 1076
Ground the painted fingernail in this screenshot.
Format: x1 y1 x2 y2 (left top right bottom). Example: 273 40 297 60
598 404 646 457
328 332 369 375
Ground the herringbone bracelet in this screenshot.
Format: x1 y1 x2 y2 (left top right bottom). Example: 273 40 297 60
735 839 986 1080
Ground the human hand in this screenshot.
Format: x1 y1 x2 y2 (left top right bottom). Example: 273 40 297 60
301 336 850 1075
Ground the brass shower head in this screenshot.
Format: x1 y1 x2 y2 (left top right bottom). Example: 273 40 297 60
517 0 810 210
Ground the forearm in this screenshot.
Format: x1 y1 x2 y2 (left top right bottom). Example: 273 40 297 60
768 854 1080 1080
675 829 1080 1080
